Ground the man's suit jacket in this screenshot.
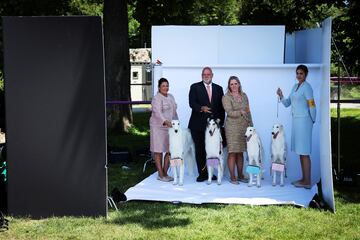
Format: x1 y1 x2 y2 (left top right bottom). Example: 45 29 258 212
188 81 225 131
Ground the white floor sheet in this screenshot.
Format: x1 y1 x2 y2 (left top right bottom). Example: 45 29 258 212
125 173 317 207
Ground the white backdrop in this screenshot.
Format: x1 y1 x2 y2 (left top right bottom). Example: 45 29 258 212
151 21 334 210
152 25 285 65
319 18 335 211
155 65 321 184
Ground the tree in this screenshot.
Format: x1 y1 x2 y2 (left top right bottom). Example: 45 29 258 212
130 0 239 47
130 0 192 47
190 0 239 25
335 0 360 76
238 0 313 33
103 0 132 132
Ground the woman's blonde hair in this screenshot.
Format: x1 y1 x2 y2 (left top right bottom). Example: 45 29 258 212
227 76 242 93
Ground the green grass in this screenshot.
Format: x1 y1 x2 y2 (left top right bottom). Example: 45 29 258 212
107 111 152 192
1 110 360 239
1 199 359 239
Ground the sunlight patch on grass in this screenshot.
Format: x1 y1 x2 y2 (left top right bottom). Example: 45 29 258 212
128 126 149 136
331 108 360 119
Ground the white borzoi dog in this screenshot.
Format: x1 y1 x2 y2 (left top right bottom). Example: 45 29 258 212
271 123 287 186
245 126 263 187
205 118 224 185
168 120 196 185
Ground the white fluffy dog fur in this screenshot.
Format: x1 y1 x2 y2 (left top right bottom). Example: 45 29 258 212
168 120 196 185
271 123 287 186
205 118 224 185
245 126 263 187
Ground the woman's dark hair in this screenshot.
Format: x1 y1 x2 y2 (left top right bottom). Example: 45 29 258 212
296 64 309 76
158 78 169 88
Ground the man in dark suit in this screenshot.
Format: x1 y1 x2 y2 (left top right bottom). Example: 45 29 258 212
188 67 225 182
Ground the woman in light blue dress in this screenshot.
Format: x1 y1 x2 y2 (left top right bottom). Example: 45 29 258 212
276 65 316 189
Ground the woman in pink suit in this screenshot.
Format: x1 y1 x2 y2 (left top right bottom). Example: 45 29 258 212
150 78 178 182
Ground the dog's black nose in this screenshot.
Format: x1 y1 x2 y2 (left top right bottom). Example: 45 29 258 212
271 132 274 135
175 130 178 133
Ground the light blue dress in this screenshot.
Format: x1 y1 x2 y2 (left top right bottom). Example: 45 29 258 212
281 81 316 155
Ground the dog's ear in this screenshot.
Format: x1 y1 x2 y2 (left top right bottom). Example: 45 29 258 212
216 118 220 124
207 118 210 123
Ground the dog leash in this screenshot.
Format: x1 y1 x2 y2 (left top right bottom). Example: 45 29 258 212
276 96 280 119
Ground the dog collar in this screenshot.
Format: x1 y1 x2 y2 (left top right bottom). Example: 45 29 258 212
170 158 183 167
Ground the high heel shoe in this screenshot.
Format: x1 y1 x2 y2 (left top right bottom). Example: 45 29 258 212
157 176 172 182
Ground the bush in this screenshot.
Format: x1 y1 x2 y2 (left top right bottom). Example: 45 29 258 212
331 83 360 100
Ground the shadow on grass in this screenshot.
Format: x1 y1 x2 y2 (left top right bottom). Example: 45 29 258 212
108 201 226 229
109 202 191 228
334 184 360 204
331 116 360 178
331 114 360 204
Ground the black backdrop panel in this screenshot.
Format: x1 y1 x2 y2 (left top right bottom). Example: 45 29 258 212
3 17 107 217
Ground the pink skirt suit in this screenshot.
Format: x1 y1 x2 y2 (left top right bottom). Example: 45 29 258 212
150 92 178 153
